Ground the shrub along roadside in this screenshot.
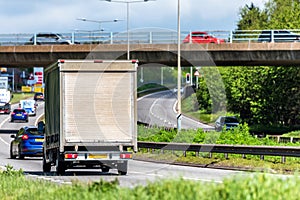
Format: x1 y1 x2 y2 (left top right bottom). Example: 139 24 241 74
137 123 299 146
137 124 300 173
1 165 300 200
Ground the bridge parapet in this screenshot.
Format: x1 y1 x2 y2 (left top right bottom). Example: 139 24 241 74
1 43 300 67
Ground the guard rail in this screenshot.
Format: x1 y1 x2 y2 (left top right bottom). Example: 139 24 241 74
268 135 300 143
4 129 299 163
2 29 300 46
137 141 300 163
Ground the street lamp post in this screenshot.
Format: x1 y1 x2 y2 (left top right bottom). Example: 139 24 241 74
194 69 200 90
177 0 182 131
77 18 120 32
100 0 154 60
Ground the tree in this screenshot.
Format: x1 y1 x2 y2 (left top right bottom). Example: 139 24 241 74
237 3 268 30
233 0 300 126
196 0 300 127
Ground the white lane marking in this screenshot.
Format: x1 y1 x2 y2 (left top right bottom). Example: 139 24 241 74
0 137 9 146
137 90 171 101
130 171 223 183
34 113 44 126
183 176 222 183
0 115 12 146
0 114 10 128
26 174 72 185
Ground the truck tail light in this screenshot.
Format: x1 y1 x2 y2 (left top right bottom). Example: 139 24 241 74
120 153 132 159
65 154 78 159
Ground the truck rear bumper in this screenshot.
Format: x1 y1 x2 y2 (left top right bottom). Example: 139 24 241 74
62 151 132 170
63 151 132 161
66 160 127 169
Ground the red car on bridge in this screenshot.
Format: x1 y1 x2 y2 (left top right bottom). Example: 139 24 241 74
183 31 225 44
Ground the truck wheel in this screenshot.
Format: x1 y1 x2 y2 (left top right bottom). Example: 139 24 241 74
10 145 16 159
56 154 65 175
43 157 51 173
117 161 128 175
56 161 65 175
102 166 110 173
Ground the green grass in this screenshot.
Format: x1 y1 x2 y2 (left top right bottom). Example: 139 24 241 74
134 152 300 174
137 124 300 173
282 130 300 137
1 165 300 200
11 92 34 104
181 94 222 124
137 83 170 98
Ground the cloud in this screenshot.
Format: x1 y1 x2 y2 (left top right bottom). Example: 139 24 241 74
0 0 267 33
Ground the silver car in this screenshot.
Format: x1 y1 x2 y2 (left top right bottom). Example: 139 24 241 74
215 116 239 131
27 33 73 45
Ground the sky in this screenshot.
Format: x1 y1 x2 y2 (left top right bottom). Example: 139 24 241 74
0 0 266 34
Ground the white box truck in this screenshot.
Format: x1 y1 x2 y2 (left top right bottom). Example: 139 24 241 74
43 59 138 175
0 89 11 114
20 99 37 116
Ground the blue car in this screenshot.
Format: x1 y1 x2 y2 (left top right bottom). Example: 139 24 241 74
10 108 28 122
10 126 44 159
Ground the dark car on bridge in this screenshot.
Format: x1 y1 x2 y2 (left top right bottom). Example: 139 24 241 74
183 31 225 44
215 116 239 132
10 125 44 159
258 30 300 42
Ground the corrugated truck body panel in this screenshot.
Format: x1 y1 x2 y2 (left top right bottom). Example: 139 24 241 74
43 60 137 175
45 60 137 150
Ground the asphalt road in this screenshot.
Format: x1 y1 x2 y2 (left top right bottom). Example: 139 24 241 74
0 96 295 188
0 97 245 187
0 149 243 187
137 90 214 130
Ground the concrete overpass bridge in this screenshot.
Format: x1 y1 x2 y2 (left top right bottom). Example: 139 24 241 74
1 42 300 67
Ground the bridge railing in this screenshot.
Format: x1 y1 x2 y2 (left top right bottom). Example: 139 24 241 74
0 33 32 46
1 29 300 46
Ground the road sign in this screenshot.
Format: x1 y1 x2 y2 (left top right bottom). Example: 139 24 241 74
186 73 190 83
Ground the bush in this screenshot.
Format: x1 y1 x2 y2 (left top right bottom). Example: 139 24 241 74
250 124 300 136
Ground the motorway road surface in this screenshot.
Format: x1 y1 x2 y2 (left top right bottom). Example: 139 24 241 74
0 97 294 187
138 90 214 130
0 143 244 187
0 97 243 187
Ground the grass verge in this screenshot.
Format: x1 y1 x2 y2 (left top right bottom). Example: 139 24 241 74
134 152 300 174
11 92 34 104
1 165 300 200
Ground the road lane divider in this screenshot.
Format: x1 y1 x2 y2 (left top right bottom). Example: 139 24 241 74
0 137 9 146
